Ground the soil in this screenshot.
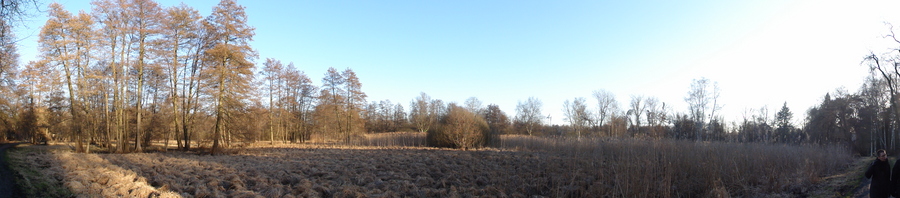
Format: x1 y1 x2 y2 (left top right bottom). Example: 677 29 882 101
853 178 869 198
0 143 23 198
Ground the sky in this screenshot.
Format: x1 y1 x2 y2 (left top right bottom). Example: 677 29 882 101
11 0 900 125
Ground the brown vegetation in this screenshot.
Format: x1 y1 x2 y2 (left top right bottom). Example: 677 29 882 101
7 144 179 197
9 135 852 197
351 132 425 147
427 105 493 149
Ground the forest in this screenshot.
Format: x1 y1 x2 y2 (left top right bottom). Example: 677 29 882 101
0 0 897 156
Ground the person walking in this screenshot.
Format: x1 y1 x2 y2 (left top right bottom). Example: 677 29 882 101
867 149 891 198
892 150 900 198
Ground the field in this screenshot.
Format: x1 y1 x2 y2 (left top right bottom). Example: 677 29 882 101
8 133 855 197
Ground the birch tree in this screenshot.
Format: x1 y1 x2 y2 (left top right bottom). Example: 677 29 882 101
685 77 721 141
627 95 645 136
563 97 590 140
592 89 619 136
261 58 284 144
515 97 543 136
410 92 437 133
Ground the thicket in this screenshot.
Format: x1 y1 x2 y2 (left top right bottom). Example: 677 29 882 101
426 104 496 149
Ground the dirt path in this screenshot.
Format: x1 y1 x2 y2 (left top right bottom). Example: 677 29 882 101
0 143 23 198
852 177 870 198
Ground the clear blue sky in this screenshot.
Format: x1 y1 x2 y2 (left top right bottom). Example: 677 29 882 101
13 0 895 125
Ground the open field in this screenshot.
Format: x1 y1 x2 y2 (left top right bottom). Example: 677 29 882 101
8 134 855 197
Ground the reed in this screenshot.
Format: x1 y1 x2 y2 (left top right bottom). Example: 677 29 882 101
350 132 426 148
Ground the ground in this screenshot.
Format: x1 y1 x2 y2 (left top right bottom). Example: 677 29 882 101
0 139 867 197
808 155 881 198
0 143 23 197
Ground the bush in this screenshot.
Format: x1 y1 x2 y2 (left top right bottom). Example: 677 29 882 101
427 105 493 149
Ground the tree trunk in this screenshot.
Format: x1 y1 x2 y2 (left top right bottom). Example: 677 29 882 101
61 54 84 153
134 35 148 152
211 56 227 155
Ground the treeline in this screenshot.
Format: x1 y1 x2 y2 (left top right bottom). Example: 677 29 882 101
0 0 509 153
0 0 265 154
531 75 899 156
0 0 318 154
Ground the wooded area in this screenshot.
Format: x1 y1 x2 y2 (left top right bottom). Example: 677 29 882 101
0 0 898 156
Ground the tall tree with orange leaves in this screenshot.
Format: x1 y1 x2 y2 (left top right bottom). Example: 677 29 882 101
203 0 256 154
161 3 202 151
38 3 96 152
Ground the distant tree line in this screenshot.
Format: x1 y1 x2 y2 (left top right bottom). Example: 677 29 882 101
542 74 899 156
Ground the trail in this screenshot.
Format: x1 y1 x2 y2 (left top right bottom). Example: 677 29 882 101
853 177 869 198
0 143 23 198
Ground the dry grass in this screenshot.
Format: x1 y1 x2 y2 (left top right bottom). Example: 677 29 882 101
7 144 72 197
808 156 876 198
8 143 179 197
7 135 854 197
497 135 853 197
350 132 426 147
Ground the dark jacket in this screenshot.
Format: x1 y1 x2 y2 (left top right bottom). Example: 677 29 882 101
867 158 891 198
892 158 900 197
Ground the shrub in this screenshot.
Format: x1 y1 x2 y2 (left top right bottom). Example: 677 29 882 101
427 105 492 149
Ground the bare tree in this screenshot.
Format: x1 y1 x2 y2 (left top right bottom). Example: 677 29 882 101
314 67 366 142
515 97 543 136
563 97 590 140
0 0 39 47
0 0 39 27
866 48 900 150
685 77 721 141
643 97 668 138
592 89 619 136
410 92 437 133
261 58 284 144
464 97 484 115
483 104 510 137
281 64 316 142
627 95 645 136
341 68 366 142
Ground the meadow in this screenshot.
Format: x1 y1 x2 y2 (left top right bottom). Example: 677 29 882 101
8 133 854 197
